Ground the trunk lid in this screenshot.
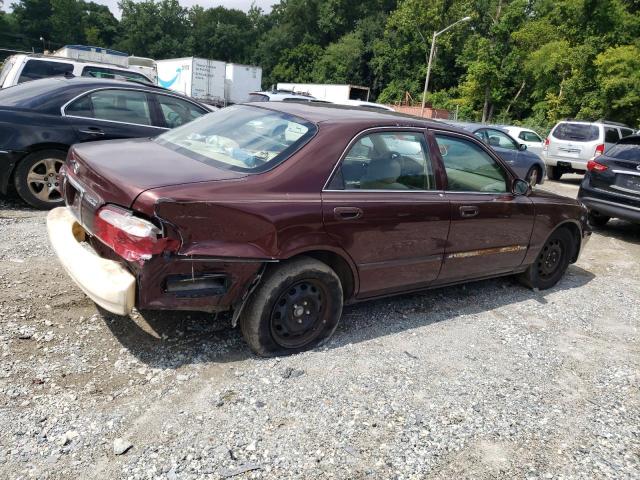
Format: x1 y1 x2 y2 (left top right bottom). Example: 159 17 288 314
68 137 246 208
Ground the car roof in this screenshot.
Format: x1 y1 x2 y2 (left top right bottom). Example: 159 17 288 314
0 76 199 113
247 100 448 128
446 121 509 133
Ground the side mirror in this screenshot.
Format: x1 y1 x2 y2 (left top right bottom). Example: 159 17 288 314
513 178 531 195
518 143 527 151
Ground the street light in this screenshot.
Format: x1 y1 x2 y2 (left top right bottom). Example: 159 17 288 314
39 36 46 52
420 16 471 117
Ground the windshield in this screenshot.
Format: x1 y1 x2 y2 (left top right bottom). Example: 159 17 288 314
155 105 317 173
552 122 599 142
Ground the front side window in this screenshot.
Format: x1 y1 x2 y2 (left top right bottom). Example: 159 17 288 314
605 127 621 143
476 129 518 150
156 95 206 128
330 132 434 190
156 105 317 173
81 66 150 83
435 134 508 193
66 89 152 126
18 59 74 83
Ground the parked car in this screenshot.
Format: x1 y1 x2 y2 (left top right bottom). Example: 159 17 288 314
543 120 636 180
0 54 154 88
47 102 590 356
247 90 317 103
451 123 546 186
577 134 640 226
0 76 210 209
502 126 544 156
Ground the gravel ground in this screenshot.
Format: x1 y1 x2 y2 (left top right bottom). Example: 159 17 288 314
1 176 639 479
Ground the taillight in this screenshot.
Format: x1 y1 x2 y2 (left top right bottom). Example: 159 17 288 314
594 144 605 156
587 159 608 172
543 137 550 151
94 205 178 262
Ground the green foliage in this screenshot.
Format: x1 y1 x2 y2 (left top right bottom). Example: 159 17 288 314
3 0 640 127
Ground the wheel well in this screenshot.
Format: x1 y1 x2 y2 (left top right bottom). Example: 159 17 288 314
557 222 581 263
301 251 356 301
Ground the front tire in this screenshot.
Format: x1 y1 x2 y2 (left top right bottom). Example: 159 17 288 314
14 150 66 209
240 256 343 357
519 228 574 290
526 166 541 186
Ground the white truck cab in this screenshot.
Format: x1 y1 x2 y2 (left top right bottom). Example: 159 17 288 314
0 54 154 89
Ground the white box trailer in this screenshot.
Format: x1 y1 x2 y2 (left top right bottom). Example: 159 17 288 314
225 63 262 104
276 83 370 102
156 57 226 105
53 45 129 67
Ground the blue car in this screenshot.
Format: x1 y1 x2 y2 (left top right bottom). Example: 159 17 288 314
449 122 546 186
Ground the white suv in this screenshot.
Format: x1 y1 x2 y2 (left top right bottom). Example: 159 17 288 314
543 120 635 180
0 54 153 88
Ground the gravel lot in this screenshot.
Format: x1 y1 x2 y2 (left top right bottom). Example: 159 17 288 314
1 176 639 479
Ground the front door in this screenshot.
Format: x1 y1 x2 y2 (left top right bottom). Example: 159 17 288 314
322 130 450 298
431 131 535 283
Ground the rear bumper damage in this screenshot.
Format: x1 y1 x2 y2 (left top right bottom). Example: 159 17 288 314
47 207 136 315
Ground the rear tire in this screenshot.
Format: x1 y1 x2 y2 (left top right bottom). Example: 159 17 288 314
526 166 541 186
588 211 610 227
14 150 66 210
240 256 343 357
519 228 574 290
547 165 562 181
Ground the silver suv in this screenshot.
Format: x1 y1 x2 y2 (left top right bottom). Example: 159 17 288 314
543 120 635 180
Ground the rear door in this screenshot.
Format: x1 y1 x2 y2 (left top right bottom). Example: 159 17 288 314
322 129 450 298
63 88 167 141
431 130 534 282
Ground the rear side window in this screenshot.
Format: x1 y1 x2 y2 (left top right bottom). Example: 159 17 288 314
620 128 635 138
331 132 434 190
552 123 599 142
66 89 152 126
435 134 507 193
604 127 621 143
0 57 16 85
519 131 542 142
18 60 74 83
81 66 150 83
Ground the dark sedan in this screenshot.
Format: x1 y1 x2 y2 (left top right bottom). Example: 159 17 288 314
578 135 640 226
0 77 209 209
48 103 590 356
450 122 546 186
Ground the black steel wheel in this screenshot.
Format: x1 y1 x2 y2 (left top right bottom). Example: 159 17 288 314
519 227 574 290
240 256 343 357
270 279 330 349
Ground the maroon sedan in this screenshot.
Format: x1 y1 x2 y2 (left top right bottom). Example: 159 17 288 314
47 103 591 356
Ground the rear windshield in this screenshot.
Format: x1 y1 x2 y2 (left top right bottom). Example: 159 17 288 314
247 93 268 102
552 122 599 142
155 105 317 173
81 66 151 83
605 141 640 161
18 59 73 83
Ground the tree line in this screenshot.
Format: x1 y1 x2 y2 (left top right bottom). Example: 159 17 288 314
1 0 639 129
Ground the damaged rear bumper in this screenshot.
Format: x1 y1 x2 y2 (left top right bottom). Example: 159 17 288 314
47 207 135 315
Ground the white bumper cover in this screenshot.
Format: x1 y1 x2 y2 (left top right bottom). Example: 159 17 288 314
47 207 135 315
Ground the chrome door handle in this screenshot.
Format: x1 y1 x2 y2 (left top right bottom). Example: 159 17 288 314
79 128 104 136
459 206 479 218
334 207 363 221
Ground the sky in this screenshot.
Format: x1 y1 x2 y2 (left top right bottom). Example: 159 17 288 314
103 0 274 16
3 0 275 17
